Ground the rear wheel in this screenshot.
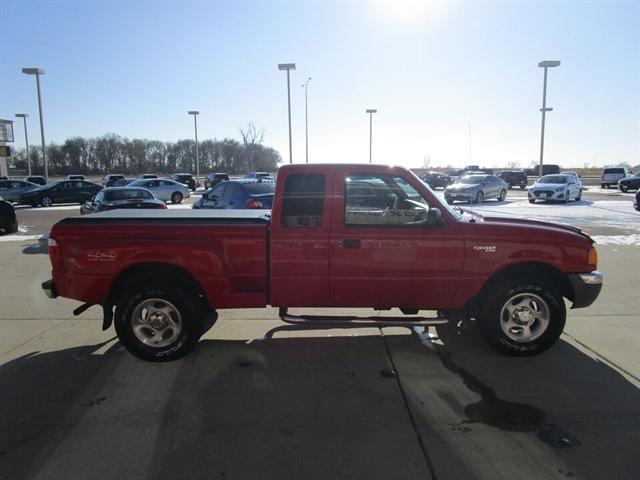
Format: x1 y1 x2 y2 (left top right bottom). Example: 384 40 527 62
601 184 607 189
477 277 566 356
114 283 203 362
40 196 53 207
171 192 183 204
520 185 526 190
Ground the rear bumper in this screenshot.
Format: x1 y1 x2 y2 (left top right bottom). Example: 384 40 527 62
42 279 58 299
568 271 603 309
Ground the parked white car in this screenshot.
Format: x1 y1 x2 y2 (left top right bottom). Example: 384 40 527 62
127 179 190 203
528 174 582 203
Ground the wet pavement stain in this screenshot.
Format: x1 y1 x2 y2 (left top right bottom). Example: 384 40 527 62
435 349 580 448
80 396 108 407
380 368 398 379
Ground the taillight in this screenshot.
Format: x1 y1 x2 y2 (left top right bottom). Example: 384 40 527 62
587 246 598 270
160 203 168 209
48 238 62 268
246 198 263 209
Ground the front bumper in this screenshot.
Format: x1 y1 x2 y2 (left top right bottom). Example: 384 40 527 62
529 189 567 201
445 190 475 202
568 271 603 308
42 279 58 299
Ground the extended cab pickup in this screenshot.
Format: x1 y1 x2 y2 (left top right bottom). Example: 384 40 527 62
43 164 602 361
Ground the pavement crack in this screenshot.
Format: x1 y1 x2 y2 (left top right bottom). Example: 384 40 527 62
379 328 438 480
562 332 640 383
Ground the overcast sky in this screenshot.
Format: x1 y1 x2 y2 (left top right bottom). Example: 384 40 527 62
2 1 639 169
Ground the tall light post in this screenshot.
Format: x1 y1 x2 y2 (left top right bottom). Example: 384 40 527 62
278 63 296 164
537 60 560 177
15 114 30 175
188 111 200 184
21 68 47 181
366 109 377 163
302 77 311 163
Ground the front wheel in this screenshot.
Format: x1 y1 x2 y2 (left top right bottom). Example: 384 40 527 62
477 278 566 356
576 189 582 201
528 198 535 204
474 191 484 204
620 185 628 193
498 189 506 201
114 283 203 362
40 196 53 207
171 192 183 204
445 198 454 205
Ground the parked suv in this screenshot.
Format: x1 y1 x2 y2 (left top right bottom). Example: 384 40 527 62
601 167 631 189
25 175 46 185
102 174 125 187
419 171 452 190
204 172 230 189
497 170 528 189
170 173 196 191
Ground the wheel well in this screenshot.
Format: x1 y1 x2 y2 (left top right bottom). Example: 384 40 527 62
106 262 207 307
468 262 574 313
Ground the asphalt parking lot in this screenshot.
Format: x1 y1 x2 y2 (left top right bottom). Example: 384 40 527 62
0 188 638 480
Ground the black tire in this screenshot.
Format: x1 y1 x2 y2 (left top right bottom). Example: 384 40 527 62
528 198 535 204
576 189 582 201
445 198 453 205
506 182 512 190
114 283 203 362
171 192 183 204
563 191 569 203
477 277 566 356
620 185 628 193
601 184 607 189
40 196 53 207
498 189 506 201
520 185 526 190
474 191 484 204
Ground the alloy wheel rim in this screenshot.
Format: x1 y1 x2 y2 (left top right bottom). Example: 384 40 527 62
499 293 550 343
131 298 182 348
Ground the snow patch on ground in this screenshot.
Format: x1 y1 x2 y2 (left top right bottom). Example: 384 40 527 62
590 234 640 246
0 234 46 242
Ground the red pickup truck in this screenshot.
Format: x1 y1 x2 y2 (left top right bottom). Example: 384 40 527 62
43 164 602 361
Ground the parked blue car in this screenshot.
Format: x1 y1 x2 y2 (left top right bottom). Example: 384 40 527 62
192 179 275 209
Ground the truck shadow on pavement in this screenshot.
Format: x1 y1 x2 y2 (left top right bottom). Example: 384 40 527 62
0 328 637 480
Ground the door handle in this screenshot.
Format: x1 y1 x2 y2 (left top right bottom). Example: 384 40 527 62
341 239 361 249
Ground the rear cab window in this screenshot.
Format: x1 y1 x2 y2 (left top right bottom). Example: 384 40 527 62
281 174 325 228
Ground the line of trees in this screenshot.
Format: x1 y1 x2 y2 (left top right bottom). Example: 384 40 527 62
8 124 281 176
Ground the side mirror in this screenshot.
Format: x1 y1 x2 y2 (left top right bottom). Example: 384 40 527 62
427 208 445 227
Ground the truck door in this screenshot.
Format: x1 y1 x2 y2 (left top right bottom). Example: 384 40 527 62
329 171 465 308
269 171 332 306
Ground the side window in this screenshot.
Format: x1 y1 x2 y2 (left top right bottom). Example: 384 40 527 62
81 181 94 187
281 173 325 228
0 181 9 189
211 184 226 198
345 174 430 226
223 183 242 198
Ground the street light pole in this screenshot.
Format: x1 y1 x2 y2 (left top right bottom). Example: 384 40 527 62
21 68 47 181
15 114 30 175
302 77 311 163
537 60 560 177
188 111 200 184
278 63 296 164
366 109 377 163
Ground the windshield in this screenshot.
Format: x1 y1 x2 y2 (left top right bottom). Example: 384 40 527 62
459 175 486 184
539 175 567 184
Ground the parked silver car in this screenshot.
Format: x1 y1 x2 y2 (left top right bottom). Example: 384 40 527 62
528 174 582 203
444 174 508 204
0 179 40 202
127 179 190 203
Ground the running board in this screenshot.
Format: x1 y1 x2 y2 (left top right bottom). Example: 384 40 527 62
278 308 449 328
